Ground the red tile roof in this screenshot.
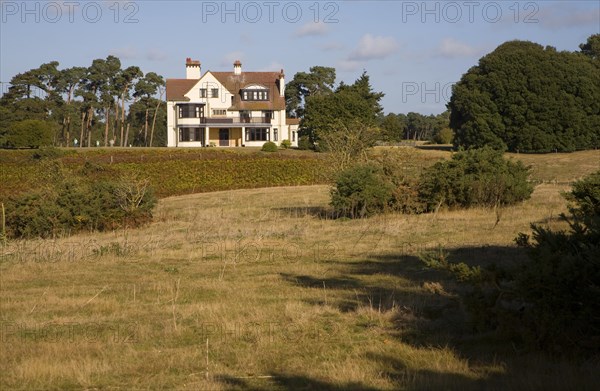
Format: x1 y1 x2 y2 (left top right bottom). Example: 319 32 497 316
166 70 285 111
166 79 198 101
211 71 285 111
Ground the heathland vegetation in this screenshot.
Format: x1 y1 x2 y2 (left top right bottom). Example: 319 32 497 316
1 149 599 389
0 34 599 389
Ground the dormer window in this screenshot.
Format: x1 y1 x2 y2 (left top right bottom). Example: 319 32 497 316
241 85 269 101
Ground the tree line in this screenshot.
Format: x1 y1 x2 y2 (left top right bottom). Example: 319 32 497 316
0 56 166 148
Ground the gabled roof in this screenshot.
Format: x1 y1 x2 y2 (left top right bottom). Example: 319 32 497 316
166 79 198 101
211 71 285 111
166 71 285 111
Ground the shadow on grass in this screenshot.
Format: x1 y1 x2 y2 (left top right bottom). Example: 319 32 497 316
278 245 531 364
216 373 381 390
415 144 455 152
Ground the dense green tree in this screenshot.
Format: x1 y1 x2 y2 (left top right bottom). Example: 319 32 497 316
285 66 336 118
0 119 56 148
579 34 600 60
379 113 406 142
302 71 384 148
130 72 165 146
449 37 600 152
1 57 165 149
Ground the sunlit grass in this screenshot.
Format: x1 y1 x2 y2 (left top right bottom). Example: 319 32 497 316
1 148 598 389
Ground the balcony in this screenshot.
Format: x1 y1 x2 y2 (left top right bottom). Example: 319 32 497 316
200 117 272 125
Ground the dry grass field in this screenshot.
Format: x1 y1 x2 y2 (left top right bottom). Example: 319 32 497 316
1 148 599 390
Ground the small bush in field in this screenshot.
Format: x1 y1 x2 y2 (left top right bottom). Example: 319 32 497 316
433 128 454 144
280 139 292 149
297 135 313 150
419 147 533 211
261 141 278 152
5 174 156 239
330 163 394 218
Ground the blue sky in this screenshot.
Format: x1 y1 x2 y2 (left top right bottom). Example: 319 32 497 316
1 0 599 114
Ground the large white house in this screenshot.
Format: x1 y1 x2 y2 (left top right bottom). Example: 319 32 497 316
166 58 299 148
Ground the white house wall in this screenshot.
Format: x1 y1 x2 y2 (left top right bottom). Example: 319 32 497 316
168 69 297 147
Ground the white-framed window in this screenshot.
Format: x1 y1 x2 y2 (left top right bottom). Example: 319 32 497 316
199 89 207 98
246 128 269 141
178 104 203 118
292 131 296 142
273 128 278 141
179 127 204 142
241 88 269 101
212 109 227 116
211 88 219 98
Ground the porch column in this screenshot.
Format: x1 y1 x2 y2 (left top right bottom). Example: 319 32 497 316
242 127 246 145
204 127 209 147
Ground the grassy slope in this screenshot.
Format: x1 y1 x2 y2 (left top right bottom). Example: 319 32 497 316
1 148 599 389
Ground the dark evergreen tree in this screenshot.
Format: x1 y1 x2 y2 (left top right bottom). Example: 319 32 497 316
449 37 600 152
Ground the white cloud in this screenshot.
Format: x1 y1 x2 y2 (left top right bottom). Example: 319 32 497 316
436 38 480 58
348 34 399 61
294 22 329 37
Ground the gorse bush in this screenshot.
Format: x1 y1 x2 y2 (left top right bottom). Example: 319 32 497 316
5 172 156 239
330 148 532 219
280 139 292 149
419 147 533 211
1 120 56 149
512 170 600 353
330 163 394 218
297 135 313 150
424 171 600 354
261 141 278 152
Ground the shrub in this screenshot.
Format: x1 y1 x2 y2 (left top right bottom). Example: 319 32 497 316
2 120 56 149
330 163 394 218
372 150 425 214
261 141 278 152
31 146 66 160
280 139 292 149
511 170 600 353
5 174 156 239
297 135 313 150
424 171 600 354
433 128 454 144
419 147 533 211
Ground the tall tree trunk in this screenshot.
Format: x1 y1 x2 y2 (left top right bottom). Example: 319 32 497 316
85 106 94 147
113 99 119 145
79 111 86 148
66 114 71 147
61 116 67 147
149 99 161 148
104 103 111 147
124 123 130 147
120 87 129 147
144 108 149 147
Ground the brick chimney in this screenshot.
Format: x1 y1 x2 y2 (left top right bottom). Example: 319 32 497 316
279 69 285 97
186 58 201 79
234 60 242 75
